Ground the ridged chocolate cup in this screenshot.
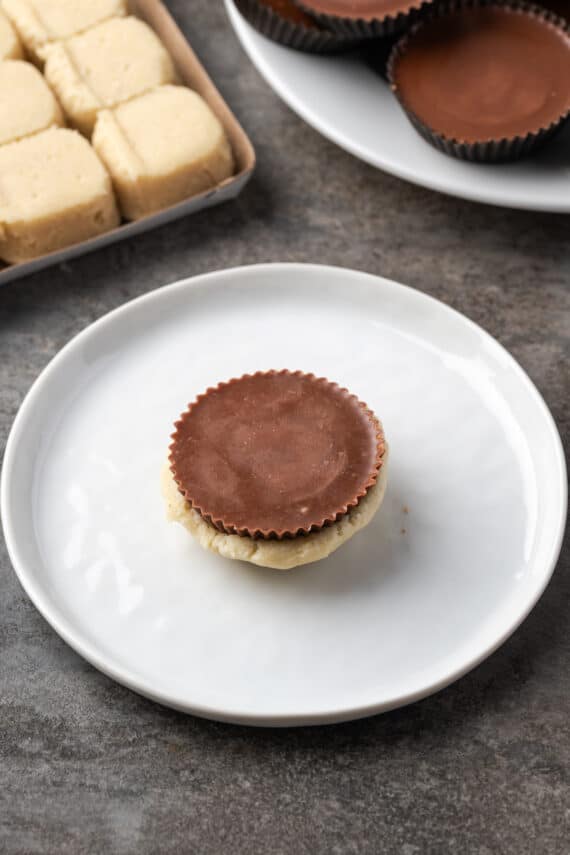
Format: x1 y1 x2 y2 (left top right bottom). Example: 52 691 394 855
233 0 361 53
387 0 570 163
296 0 436 39
169 370 386 540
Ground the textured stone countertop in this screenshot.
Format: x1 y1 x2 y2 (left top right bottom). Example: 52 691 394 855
1 2 568 853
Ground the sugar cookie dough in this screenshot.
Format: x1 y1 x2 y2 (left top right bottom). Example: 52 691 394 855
0 127 119 263
0 8 23 60
43 16 176 136
92 85 235 220
2 0 127 64
0 60 64 146
161 449 389 570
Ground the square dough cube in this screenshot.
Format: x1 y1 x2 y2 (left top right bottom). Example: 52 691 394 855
2 0 126 64
0 59 64 145
43 16 176 136
92 85 235 220
0 127 120 263
0 7 22 59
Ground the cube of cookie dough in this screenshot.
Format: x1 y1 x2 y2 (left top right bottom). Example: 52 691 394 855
2 0 126 64
0 8 22 59
0 127 119 263
43 16 176 136
92 86 235 220
0 60 64 145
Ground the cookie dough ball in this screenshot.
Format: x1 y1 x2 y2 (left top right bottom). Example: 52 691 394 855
2 0 127 64
0 60 64 146
43 16 176 136
0 8 23 60
0 127 119 263
93 85 234 220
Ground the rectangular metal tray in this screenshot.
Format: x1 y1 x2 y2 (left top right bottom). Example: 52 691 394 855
0 0 256 286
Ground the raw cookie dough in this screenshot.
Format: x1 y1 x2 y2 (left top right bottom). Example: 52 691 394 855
161 448 389 570
0 126 119 263
2 0 127 64
0 8 23 60
92 85 235 220
0 60 64 146
43 16 176 136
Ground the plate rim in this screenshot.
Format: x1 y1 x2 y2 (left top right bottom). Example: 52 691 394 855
224 0 570 214
2 262 567 726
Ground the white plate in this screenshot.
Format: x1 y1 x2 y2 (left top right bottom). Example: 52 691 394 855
2 264 566 725
225 0 570 212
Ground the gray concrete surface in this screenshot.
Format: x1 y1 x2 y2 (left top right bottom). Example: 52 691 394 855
1 2 569 853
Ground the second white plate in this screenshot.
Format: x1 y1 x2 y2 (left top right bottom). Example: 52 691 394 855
226 0 570 212
2 264 566 725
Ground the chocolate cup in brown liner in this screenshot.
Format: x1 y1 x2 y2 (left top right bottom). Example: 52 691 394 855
169 370 386 540
232 0 361 53
387 0 570 163
296 0 436 39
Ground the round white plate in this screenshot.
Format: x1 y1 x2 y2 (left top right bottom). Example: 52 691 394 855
2 264 566 725
225 0 570 212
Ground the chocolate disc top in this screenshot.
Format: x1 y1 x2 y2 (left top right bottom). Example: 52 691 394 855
169 371 385 539
391 5 570 143
299 0 421 19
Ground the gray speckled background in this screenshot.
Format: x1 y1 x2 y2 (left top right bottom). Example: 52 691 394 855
1 2 569 853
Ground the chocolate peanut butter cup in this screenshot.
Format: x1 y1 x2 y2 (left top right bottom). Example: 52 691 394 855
233 0 359 52
388 1 570 162
297 0 436 39
169 370 386 540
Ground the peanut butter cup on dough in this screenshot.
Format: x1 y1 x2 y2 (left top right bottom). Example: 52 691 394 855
297 0 435 38
233 0 358 52
163 370 388 570
388 1 570 162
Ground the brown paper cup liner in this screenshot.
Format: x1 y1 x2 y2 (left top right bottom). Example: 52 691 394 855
534 1 568 22
233 0 361 53
297 0 436 39
387 0 570 163
360 35 401 80
169 370 386 540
